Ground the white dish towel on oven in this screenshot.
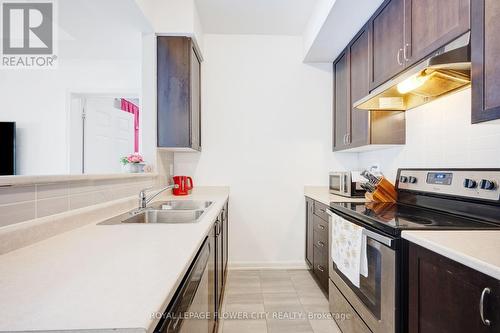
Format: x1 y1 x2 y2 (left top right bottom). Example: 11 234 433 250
331 214 368 287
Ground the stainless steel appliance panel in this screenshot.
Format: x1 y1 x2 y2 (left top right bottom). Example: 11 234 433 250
329 280 372 333
155 237 212 333
328 211 396 333
329 172 366 197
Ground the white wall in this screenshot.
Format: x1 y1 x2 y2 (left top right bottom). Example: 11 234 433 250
0 0 152 175
0 49 142 175
358 89 500 182
174 34 357 268
141 33 158 172
135 0 204 53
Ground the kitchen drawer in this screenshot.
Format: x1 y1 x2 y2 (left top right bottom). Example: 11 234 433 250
329 280 371 333
313 201 329 222
313 245 329 291
313 229 327 252
313 215 328 235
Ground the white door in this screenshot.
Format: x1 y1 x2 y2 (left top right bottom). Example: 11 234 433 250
84 97 135 174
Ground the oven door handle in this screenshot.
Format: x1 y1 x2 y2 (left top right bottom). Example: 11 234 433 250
326 209 394 248
363 228 393 248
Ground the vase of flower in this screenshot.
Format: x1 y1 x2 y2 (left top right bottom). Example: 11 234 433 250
121 153 145 173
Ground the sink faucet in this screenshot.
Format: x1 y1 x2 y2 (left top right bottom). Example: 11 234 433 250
138 184 179 209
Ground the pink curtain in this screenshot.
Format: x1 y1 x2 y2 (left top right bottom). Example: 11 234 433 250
120 99 140 153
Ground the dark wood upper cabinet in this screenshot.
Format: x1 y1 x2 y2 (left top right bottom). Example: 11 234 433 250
333 51 350 151
157 36 202 151
368 0 470 90
190 47 202 150
333 27 406 152
349 28 370 148
408 243 500 333
369 0 405 89
471 0 500 123
404 0 470 67
331 0 475 151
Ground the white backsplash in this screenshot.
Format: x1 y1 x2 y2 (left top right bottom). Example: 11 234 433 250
358 88 500 182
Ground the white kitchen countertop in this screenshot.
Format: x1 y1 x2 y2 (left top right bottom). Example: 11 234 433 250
403 230 500 280
0 186 229 333
304 186 367 206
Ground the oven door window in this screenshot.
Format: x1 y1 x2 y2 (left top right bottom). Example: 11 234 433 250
333 239 382 319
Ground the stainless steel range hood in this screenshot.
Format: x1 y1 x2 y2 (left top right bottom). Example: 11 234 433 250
354 33 471 111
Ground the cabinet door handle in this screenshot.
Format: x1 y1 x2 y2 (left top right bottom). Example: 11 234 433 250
346 133 350 144
480 287 491 326
317 241 325 248
317 265 325 272
404 43 410 61
215 221 221 236
397 48 403 66
342 134 347 145
318 225 325 230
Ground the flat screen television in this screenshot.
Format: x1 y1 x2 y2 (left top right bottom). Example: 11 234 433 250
0 122 16 175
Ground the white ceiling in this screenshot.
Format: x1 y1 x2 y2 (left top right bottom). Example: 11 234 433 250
195 0 318 35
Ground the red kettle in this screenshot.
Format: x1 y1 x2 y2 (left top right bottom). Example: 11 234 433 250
173 176 194 196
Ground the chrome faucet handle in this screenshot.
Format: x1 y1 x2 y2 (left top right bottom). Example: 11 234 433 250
138 187 153 209
138 184 179 210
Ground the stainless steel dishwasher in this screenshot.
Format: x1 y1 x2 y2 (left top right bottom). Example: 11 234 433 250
155 233 215 333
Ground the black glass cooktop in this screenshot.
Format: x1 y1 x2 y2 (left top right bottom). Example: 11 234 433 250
329 202 500 236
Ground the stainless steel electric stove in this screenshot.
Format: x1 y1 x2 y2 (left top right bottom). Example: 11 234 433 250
326 168 500 333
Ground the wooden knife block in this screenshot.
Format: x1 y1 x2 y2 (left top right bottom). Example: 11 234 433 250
365 177 398 203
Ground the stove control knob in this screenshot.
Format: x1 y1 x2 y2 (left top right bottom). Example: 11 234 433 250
408 176 417 184
480 179 497 191
464 179 477 189
400 176 408 183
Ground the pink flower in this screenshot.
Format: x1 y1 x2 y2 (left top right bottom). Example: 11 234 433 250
126 153 143 164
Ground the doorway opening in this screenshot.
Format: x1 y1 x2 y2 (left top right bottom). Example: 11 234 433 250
69 94 141 174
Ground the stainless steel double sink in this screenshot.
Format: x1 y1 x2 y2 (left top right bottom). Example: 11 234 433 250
99 200 213 225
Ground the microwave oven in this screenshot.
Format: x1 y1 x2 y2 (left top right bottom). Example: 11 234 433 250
329 171 366 197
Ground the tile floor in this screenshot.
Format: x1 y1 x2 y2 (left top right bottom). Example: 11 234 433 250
218 269 342 333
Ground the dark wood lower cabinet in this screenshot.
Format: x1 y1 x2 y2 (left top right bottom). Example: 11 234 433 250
305 198 314 268
305 198 329 294
313 243 329 291
222 202 229 275
155 203 229 333
408 243 500 333
215 215 223 312
215 203 229 317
